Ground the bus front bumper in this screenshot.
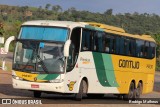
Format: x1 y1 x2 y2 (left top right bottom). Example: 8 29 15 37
12 78 64 93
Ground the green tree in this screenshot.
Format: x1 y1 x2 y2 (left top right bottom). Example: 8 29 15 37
52 5 62 12
45 4 51 10
104 9 113 16
0 22 4 36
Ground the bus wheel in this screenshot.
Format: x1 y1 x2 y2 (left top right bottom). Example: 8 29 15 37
33 91 41 98
136 82 142 98
124 82 135 100
75 80 87 101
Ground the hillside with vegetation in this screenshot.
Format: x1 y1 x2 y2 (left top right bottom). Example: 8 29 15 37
0 4 160 70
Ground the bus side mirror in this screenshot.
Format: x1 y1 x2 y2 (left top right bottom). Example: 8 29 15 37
4 36 15 52
64 40 71 57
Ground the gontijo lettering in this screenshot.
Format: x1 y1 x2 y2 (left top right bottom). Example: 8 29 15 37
119 59 140 69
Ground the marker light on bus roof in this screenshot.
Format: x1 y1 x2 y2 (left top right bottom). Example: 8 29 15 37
41 23 49 26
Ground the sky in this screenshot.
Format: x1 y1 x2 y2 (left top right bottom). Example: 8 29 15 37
0 0 160 15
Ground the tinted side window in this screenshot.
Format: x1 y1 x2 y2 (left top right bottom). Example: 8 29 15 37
81 29 155 59
130 39 136 56
149 42 156 58
103 34 111 53
94 32 103 52
109 36 116 54
136 40 145 58
115 36 120 54
81 29 91 51
144 41 150 58
119 37 125 55
125 38 130 56
90 31 95 51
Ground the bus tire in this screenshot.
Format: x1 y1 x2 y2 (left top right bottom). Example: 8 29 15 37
124 82 135 100
33 91 41 98
75 80 87 101
135 82 142 98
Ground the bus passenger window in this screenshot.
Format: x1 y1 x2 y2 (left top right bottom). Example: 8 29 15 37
94 33 98 51
115 36 120 54
82 30 91 51
109 37 116 54
130 39 136 57
136 40 144 58
119 37 124 55
105 44 109 52
90 31 95 51
125 39 130 56
144 41 149 58
94 32 103 52
104 36 110 53
98 32 103 52
149 42 156 58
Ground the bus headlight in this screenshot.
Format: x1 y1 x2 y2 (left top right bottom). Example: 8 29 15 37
49 79 63 83
12 75 23 80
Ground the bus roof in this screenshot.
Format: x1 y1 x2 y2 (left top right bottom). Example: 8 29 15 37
87 22 125 33
86 22 156 43
22 20 86 28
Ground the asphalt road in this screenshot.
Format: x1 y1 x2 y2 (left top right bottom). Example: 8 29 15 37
0 52 13 62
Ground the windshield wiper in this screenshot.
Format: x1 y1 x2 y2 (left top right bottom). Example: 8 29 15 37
36 54 49 74
22 41 49 74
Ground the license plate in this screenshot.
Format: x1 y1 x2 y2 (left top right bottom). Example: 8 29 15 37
31 84 39 88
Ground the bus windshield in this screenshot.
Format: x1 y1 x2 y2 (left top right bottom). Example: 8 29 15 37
13 26 69 74
13 40 65 74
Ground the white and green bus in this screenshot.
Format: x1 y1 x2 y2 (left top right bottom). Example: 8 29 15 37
12 21 156 100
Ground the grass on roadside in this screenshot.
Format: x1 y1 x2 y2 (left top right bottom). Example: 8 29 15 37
0 61 12 72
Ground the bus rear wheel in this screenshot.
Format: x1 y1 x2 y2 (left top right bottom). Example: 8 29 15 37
135 82 142 98
124 82 136 100
75 80 87 101
33 91 41 98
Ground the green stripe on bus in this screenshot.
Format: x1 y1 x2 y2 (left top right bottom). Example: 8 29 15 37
102 54 119 87
37 74 47 80
92 52 119 87
37 74 59 80
92 52 111 87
